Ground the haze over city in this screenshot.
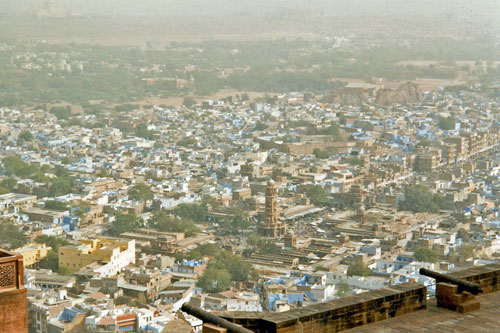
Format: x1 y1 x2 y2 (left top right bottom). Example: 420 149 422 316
0 1 499 332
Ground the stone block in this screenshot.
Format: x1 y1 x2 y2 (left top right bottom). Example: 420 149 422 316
461 292 476 303
436 282 458 297
457 300 480 314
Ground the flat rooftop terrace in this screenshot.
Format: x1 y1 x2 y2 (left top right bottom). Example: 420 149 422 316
348 291 500 332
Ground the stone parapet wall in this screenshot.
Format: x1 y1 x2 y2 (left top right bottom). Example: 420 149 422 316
449 263 500 294
221 282 426 333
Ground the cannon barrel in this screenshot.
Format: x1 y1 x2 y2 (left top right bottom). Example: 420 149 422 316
181 303 254 333
419 267 482 295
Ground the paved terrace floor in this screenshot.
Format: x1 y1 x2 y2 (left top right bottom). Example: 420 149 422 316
347 292 500 332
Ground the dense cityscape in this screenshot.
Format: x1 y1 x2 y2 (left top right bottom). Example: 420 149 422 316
0 1 499 332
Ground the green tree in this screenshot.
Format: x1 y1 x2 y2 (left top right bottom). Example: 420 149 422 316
109 213 141 236
322 122 343 140
50 106 71 120
399 184 439 213
135 123 154 140
438 116 456 130
128 183 153 202
0 220 26 249
35 235 70 251
61 157 72 165
177 137 196 147
254 121 268 131
174 203 207 222
304 185 327 206
197 251 253 292
414 247 438 263
3 156 37 178
219 208 251 233
256 239 281 254
0 178 17 191
45 200 69 211
48 177 73 197
197 266 231 293
336 282 350 297
18 130 33 141
214 251 253 282
39 251 59 271
57 265 72 275
313 148 328 159
196 243 220 257
347 261 371 276
344 157 361 166
151 211 200 236
247 233 260 251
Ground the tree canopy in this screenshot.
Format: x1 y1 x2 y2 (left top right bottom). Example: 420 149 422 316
414 247 438 263
304 185 328 206
150 210 200 236
50 106 71 120
438 116 456 130
197 251 253 293
18 130 33 141
399 184 440 213
135 123 155 140
109 213 141 236
336 282 350 297
35 235 70 251
0 178 16 192
347 261 371 277
197 266 231 293
45 200 69 211
2 156 37 178
0 220 27 249
313 148 329 159
174 203 207 222
219 208 251 233
128 183 153 202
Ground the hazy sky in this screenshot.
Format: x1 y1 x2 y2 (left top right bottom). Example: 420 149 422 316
1 0 498 19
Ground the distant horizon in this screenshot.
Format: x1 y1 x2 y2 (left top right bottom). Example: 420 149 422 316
1 0 499 21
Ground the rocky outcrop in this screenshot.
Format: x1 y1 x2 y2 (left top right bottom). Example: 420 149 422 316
375 82 421 105
323 88 372 106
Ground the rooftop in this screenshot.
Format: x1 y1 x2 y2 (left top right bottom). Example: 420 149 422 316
348 292 500 332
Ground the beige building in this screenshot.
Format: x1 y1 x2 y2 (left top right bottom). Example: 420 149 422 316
59 238 135 276
15 243 51 268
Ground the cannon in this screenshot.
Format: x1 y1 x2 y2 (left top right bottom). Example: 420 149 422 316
419 267 482 295
181 303 254 333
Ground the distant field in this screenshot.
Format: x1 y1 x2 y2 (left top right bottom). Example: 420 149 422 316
0 15 327 45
